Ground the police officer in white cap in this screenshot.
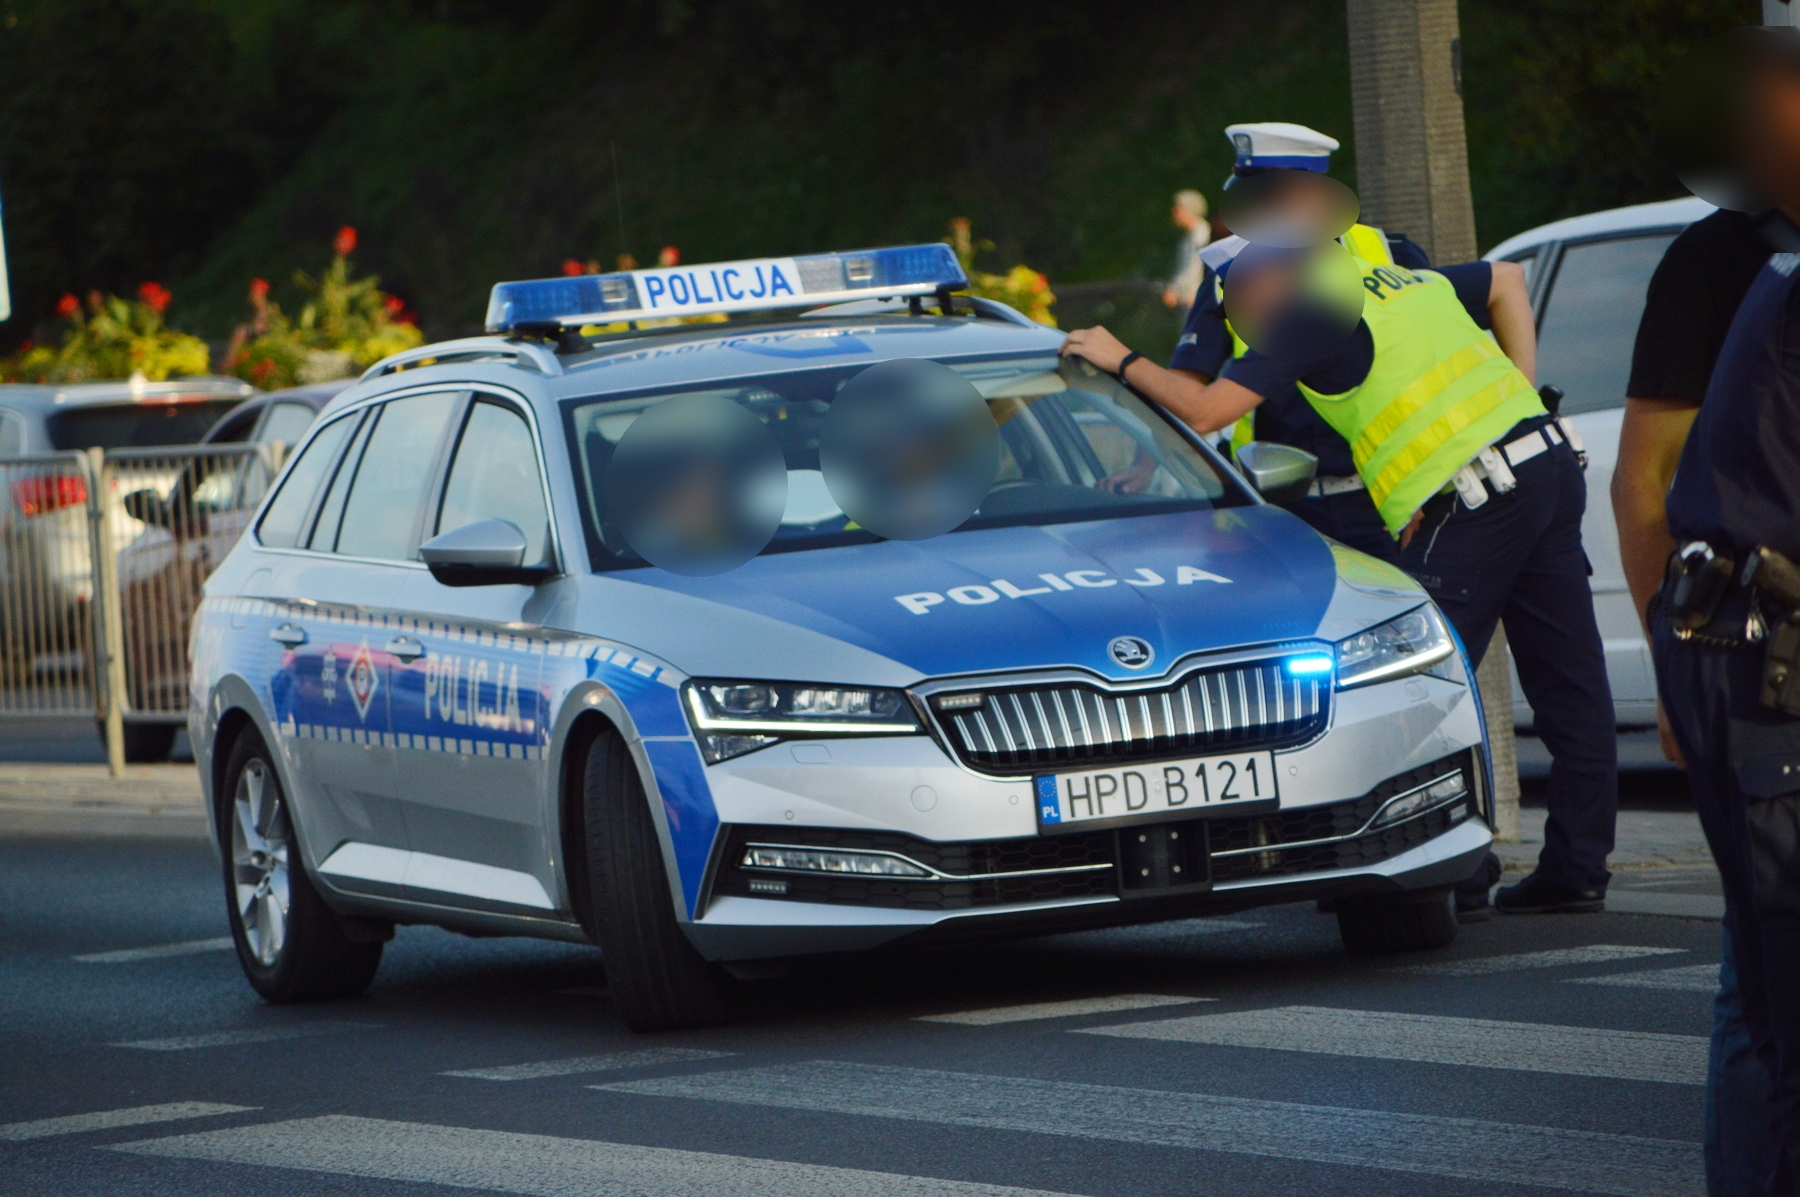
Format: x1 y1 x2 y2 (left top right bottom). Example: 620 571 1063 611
1168 122 1432 567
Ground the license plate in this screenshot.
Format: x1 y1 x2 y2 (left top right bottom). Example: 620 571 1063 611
1035 751 1278 832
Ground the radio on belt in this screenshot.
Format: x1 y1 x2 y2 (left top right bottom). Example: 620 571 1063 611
484 244 969 333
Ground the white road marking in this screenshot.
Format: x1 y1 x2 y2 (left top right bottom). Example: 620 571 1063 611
1079 1005 1705 1085
1385 945 1686 976
443 1048 733 1081
112 1021 379 1051
0 1102 255 1142
1569 964 1721 993
601 1061 1701 1197
74 937 235 964
111 1114 1080 1196
917 994 1213 1026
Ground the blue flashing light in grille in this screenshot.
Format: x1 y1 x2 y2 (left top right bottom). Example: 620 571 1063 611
1285 655 1334 676
483 244 968 333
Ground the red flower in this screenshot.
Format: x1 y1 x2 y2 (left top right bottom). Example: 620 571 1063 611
657 245 680 267
137 282 172 315
250 358 277 385
249 278 270 302
333 226 358 258
383 294 404 316
561 258 585 277
55 293 80 319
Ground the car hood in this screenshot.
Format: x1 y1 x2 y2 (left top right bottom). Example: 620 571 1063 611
609 506 1396 684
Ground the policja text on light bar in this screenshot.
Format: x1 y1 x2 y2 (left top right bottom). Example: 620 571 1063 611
484 243 968 333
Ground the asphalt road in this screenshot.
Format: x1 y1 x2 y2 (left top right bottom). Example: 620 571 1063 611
1 829 1720 1197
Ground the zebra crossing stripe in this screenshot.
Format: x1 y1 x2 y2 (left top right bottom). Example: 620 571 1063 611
600 1061 1701 1197
111 1114 1080 1196
112 1021 379 1051
917 994 1211 1025
1078 1005 1706 1084
1384 944 1685 977
1 1102 254 1142
442 1047 733 1081
1568 964 1720 992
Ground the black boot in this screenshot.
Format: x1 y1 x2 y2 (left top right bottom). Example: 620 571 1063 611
1494 868 1605 914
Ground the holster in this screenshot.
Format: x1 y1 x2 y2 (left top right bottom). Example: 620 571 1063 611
1665 542 1735 631
1751 547 1800 717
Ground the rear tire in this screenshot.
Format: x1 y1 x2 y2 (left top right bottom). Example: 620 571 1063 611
220 730 382 1002
99 721 177 763
580 727 732 1032
1336 886 1459 955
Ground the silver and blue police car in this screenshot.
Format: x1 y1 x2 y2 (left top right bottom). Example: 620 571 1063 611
190 244 1493 1030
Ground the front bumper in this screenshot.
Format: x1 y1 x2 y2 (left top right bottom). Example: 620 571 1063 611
684 662 1491 961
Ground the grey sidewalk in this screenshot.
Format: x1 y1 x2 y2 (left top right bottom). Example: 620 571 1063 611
1499 806 1723 919
0 763 207 838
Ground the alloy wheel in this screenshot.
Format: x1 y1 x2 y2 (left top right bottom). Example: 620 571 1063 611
231 759 291 966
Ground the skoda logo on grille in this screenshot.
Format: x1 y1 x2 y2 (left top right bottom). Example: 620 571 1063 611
1107 636 1155 669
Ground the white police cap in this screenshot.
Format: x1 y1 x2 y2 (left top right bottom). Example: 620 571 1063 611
1224 122 1340 172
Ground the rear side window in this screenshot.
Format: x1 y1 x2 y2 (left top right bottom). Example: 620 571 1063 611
435 399 552 565
256 415 356 548
44 398 244 450
1535 234 1677 415
257 402 316 448
332 392 461 561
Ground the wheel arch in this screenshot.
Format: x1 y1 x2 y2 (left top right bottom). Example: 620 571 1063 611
547 681 700 938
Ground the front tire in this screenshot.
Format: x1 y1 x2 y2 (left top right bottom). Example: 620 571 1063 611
1336 885 1459 955
580 728 732 1032
220 731 382 1001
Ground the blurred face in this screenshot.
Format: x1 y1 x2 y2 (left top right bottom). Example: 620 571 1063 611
1172 204 1200 231
1744 59 1800 211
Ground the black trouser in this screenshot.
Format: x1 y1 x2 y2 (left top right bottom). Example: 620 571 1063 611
1398 420 1618 890
1655 607 1800 1193
1283 487 1401 564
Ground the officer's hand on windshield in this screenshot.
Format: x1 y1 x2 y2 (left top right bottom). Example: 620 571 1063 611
1399 509 1425 548
1061 326 1132 374
1657 699 1686 769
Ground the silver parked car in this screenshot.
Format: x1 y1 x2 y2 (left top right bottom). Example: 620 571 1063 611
1485 195 1714 728
0 376 253 752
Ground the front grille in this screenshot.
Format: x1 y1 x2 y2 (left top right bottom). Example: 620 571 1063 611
1209 751 1477 884
936 658 1329 773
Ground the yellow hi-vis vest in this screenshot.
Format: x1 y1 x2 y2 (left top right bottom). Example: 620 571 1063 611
1298 257 1544 536
1221 224 1397 457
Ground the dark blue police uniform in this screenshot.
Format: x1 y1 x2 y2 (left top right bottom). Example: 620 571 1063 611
1657 252 1800 1186
1170 232 1430 564
1217 260 1617 913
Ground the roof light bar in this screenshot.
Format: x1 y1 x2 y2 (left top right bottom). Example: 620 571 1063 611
485 244 968 334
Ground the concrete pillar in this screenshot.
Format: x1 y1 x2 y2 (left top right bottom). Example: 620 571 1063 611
1347 0 1521 840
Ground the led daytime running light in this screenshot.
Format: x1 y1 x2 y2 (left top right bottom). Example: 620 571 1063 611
741 845 931 878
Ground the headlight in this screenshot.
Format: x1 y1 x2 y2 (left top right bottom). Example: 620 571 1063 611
684 679 922 763
1334 605 1457 689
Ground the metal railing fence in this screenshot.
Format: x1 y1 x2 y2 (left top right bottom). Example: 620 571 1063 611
0 442 280 774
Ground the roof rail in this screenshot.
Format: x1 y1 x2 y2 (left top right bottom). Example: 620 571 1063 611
360 336 563 382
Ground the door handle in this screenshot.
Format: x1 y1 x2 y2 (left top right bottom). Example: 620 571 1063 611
386 636 425 663
269 623 307 647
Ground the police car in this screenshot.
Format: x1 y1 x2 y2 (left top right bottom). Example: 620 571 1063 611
190 244 1493 1030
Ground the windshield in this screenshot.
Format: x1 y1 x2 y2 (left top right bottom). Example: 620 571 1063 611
46 399 245 451
563 352 1249 571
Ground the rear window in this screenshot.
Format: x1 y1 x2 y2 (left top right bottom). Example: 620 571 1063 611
45 399 246 450
1534 234 1678 416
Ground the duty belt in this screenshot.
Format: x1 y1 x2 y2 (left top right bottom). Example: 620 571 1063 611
1662 541 1800 715
1305 474 1367 499
1446 417 1586 511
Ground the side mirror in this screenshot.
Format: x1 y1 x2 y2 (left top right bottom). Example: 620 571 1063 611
121 488 166 526
419 519 556 587
1235 441 1319 506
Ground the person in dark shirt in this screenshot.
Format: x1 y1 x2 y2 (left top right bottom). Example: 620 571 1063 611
1651 35 1800 1190
1621 206 1780 1197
